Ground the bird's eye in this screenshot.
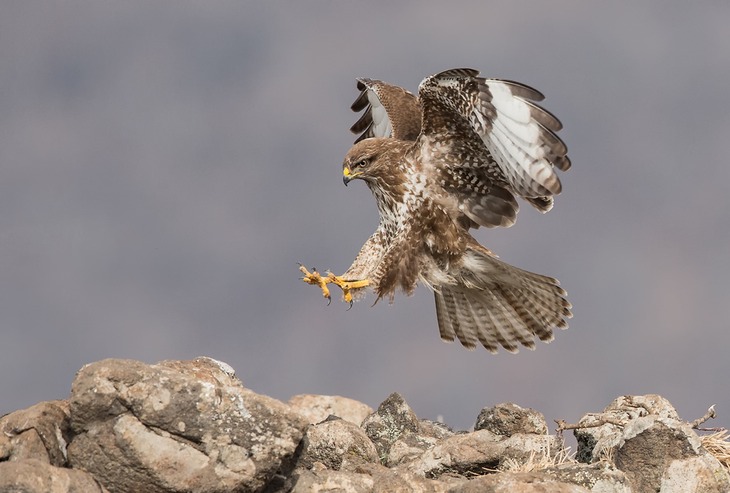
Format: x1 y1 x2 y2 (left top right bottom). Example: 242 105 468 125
354 159 369 168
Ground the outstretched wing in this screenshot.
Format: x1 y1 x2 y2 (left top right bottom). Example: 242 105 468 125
417 68 570 202
350 78 421 143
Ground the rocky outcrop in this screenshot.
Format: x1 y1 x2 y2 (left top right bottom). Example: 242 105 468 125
573 394 730 493
1 358 728 492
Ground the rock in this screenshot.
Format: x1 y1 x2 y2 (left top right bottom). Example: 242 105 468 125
362 394 458 468
542 462 632 492
2 362 728 493
616 417 730 493
575 394 679 463
0 459 108 492
291 465 375 493
660 455 730 493
67 357 309 493
402 429 559 479
419 419 455 441
574 394 730 493
289 394 373 425
293 462 466 493
0 400 71 466
361 462 467 492
387 431 442 467
362 392 422 461
296 415 379 471
452 471 592 492
475 402 548 437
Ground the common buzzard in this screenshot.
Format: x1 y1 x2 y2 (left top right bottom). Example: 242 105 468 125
300 68 571 353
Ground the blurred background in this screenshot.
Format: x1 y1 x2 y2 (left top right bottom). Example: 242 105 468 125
2 2 729 432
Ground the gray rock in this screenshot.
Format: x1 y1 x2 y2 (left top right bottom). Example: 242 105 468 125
659 455 730 493
575 394 679 463
419 419 455 441
449 471 592 492
573 394 730 492
293 462 466 493
0 459 108 492
291 465 375 493
616 416 730 493
67 357 309 493
0 400 71 466
387 431 442 467
475 402 548 437
296 416 379 471
288 393 373 425
401 429 560 479
362 392 422 461
542 462 632 492
3 365 727 493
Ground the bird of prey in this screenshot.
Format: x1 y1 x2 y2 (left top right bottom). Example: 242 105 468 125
300 68 572 353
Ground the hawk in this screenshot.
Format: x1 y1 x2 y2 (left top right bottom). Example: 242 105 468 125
300 68 572 353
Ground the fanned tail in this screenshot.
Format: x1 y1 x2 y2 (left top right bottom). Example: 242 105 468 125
434 246 571 353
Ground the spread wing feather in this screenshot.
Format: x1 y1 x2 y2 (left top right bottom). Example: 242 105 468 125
418 68 570 200
350 78 421 143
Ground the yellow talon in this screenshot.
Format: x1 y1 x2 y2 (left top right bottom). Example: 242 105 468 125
299 265 332 301
299 264 370 305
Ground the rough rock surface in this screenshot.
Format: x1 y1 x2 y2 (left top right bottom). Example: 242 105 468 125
0 400 71 466
2 359 729 493
67 357 309 493
574 394 730 493
475 402 549 437
288 393 373 426
0 459 108 492
296 415 379 471
361 392 423 461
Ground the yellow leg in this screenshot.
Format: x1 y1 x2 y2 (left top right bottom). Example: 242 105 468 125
299 264 370 306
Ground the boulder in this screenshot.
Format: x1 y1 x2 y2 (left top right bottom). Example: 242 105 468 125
574 394 730 493
3 358 729 493
296 415 379 471
401 428 559 479
453 471 592 492
288 393 373 425
0 459 108 493
475 402 549 437
0 400 71 466
67 357 309 493
362 392 422 462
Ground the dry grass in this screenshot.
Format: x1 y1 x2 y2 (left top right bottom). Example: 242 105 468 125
500 441 576 473
701 429 730 470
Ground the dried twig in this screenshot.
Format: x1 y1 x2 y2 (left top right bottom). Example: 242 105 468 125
690 405 718 430
554 416 626 435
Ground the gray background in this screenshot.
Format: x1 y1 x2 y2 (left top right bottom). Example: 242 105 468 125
2 2 729 432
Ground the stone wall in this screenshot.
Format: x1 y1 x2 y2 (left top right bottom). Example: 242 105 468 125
1 358 727 492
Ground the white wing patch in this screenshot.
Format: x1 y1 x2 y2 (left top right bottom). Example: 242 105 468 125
367 89 393 138
480 80 562 196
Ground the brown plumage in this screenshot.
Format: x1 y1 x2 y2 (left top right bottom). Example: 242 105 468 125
304 68 572 353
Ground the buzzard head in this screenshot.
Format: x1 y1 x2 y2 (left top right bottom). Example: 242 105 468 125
343 138 385 186
341 138 408 187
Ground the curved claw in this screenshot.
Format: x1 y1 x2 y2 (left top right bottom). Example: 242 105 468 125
300 263 371 307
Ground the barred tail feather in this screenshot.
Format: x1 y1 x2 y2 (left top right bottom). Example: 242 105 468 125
434 247 571 353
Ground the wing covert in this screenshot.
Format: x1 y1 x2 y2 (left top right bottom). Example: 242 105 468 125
418 68 570 199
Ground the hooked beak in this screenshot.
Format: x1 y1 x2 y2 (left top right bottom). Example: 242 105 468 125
342 165 354 186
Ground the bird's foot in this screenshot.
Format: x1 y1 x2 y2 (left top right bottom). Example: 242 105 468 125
299 264 370 307
299 265 333 303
